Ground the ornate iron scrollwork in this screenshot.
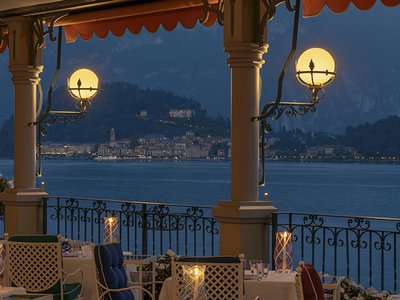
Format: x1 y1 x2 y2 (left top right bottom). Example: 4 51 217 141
200 0 298 43
200 0 224 26
0 28 8 49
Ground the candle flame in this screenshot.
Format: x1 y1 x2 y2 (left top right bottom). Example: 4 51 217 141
189 265 203 278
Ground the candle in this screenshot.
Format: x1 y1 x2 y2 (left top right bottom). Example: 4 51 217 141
283 231 288 271
104 216 119 244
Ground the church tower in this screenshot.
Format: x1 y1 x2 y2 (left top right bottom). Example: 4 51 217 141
110 128 116 147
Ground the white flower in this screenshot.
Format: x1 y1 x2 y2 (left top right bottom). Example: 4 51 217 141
166 249 176 257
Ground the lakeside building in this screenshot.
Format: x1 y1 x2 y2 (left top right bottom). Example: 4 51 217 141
168 109 195 118
305 145 359 158
42 143 95 156
97 128 133 157
134 131 229 159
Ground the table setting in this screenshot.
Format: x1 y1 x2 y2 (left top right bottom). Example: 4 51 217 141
158 260 297 300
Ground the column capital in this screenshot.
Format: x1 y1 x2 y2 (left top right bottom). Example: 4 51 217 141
9 65 43 85
224 43 268 69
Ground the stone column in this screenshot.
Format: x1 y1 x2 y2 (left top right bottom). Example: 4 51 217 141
0 16 47 235
213 1 277 261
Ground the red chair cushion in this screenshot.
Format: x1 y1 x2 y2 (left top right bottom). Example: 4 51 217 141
300 263 325 300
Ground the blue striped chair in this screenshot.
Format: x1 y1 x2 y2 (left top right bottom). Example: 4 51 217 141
94 243 154 300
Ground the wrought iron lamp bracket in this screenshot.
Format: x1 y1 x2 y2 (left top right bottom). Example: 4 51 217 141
255 101 317 123
200 0 297 43
31 13 68 66
200 0 224 25
0 29 8 44
29 25 88 177
259 0 297 46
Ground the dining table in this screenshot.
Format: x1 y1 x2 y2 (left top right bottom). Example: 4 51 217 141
62 255 98 300
158 271 297 300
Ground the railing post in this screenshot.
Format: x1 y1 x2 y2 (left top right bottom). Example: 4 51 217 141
141 204 148 255
42 197 47 234
271 212 277 270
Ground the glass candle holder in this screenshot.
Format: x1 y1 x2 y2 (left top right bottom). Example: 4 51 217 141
104 216 119 244
274 231 293 272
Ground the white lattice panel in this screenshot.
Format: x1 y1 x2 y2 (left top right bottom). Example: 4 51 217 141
7 241 62 292
173 261 244 300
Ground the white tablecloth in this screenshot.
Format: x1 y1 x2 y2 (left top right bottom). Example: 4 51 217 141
159 271 297 300
0 287 26 297
63 256 98 300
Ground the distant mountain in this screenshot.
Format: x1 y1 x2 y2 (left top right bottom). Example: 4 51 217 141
0 82 229 156
341 115 400 156
268 115 400 156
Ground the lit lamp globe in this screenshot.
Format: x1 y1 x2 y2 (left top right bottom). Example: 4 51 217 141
295 47 335 89
67 68 99 112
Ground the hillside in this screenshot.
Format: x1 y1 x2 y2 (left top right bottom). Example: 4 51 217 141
0 82 229 156
268 115 400 157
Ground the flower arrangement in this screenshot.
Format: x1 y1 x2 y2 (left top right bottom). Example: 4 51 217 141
0 177 13 192
340 278 391 300
143 249 180 299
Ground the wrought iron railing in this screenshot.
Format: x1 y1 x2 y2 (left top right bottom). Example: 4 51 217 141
43 196 219 256
272 212 400 292
2 196 400 292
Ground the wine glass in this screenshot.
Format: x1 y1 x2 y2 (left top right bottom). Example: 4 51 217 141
248 259 262 279
262 263 270 279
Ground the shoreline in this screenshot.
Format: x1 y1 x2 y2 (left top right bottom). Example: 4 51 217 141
1 156 399 165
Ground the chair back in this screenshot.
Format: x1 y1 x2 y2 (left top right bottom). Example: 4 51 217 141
6 234 63 295
94 243 134 300
172 256 244 300
295 261 325 300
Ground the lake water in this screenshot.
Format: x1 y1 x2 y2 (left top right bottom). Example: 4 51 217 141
0 159 399 217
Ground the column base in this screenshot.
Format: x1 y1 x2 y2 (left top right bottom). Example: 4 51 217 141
213 199 277 261
0 188 48 235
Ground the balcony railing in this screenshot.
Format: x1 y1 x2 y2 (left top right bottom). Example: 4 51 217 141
273 212 400 292
43 196 219 256
1 197 399 292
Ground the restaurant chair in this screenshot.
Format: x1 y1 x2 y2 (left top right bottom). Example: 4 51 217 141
172 255 245 300
94 243 155 300
5 234 82 300
295 261 341 300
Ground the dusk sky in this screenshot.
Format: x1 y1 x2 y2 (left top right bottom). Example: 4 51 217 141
0 3 399 132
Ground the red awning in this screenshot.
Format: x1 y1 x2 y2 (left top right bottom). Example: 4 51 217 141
56 0 218 43
303 0 400 17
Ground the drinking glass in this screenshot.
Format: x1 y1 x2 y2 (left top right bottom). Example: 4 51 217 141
256 262 264 281
81 242 92 257
262 263 270 279
71 240 81 256
248 259 262 279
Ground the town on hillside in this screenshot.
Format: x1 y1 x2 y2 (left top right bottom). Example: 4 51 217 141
40 128 400 163
42 128 230 161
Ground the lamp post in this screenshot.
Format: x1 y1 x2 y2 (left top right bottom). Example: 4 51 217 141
29 27 99 176
254 47 336 186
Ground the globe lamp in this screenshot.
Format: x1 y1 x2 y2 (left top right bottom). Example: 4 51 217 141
295 47 335 90
68 68 99 111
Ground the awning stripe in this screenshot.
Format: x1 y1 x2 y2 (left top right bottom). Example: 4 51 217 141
57 0 218 43
303 0 400 17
